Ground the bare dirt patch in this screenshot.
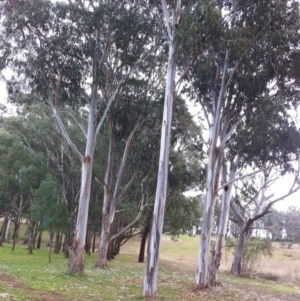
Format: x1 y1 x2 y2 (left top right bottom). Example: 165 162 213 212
0 273 64 301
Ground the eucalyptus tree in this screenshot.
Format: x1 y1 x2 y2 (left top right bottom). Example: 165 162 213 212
284 206 300 243
0 0 163 273
31 174 72 262
143 0 181 297
230 167 300 275
95 43 166 267
261 209 286 241
210 92 300 282
3 107 83 252
177 0 300 288
0 126 48 249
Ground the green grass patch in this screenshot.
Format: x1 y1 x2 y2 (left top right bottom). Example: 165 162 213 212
0 231 300 300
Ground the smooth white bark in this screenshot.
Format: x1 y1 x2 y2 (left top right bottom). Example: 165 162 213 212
195 49 229 289
143 1 181 297
209 155 240 285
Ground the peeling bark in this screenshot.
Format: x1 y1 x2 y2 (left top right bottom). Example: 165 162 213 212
209 155 240 285
68 238 85 274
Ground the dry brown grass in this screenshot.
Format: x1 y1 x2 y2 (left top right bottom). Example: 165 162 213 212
221 241 300 283
123 235 300 284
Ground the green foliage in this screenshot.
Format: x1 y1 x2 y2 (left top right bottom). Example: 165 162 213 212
241 238 273 274
31 174 72 233
164 195 201 238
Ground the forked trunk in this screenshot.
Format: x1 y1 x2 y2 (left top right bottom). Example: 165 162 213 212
195 49 229 290
195 151 220 289
209 155 239 286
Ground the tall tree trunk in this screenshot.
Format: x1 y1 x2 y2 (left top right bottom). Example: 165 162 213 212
23 226 30 245
49 233 53 263
195 151 221 288
68 157 94 273
195 49 229 289
5 217 11 242
28 221 37 254
96 211 111 268
92 231 96 253
12 196 24 251
209 155 240 286
231 229 250 274
85 226 92 255
107 240 114 261
12 221 20 251
36 232 42 249
54 232 60 253
96 114 140 268
139 213 152 263
63 231 70 258
143 1 180 297
47 232 54 247
0 213 9 246
114 235 122 256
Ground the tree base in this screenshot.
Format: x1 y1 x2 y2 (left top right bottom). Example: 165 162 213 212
95 261 108 269
67 241 85 275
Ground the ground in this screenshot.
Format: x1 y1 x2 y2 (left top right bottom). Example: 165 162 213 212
0 234 300 300
0 274 63 301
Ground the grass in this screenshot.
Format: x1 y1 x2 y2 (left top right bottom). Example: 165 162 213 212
0 227 300 300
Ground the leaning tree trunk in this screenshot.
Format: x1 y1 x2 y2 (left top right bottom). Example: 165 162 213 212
209 155 240 286
143 1 180 298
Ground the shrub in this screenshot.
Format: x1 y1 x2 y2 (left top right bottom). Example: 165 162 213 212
241 238 273 274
